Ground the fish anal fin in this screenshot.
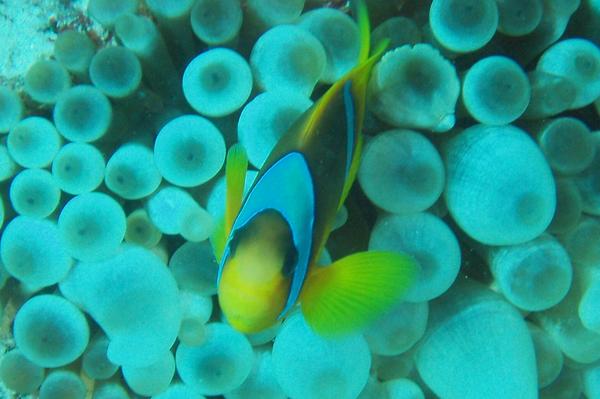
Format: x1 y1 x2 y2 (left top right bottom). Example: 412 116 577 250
300 250 418 337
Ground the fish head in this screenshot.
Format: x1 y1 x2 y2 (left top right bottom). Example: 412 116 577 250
218 210 296 333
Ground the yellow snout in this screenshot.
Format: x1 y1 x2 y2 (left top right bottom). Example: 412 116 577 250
218 211 294 333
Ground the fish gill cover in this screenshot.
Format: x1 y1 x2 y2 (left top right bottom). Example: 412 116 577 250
0 0 598 398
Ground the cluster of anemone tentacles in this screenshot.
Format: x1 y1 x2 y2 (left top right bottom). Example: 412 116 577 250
0 0 599 398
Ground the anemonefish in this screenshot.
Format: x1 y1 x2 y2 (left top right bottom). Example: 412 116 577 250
211 0 418 337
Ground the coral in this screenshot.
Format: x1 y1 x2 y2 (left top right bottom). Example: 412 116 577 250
297 7 361 83
9 168 61 218
549 177 583 234
250 24 326 95
363 301 429 356
367 44 460 131
169 241 219 295
461 55 531 125
358 129 445 214
536 117 595 174
415 280 538 398
574 133 600 214
238 91 313 168
59 245 181 368
175 322 253 395
384 378 426 399
154 115 226 186
524 70 579 118
486 233 573 311
105 143 162 200
190 0 243 46
124 208 162 247
91 383 131 399
182 48 253 117
152 383 204 399
7 116 61 168
38 370 87 399
53 31 96 76
537 37 600 108
0 349 45 394
244 0 304 32
51 142 106 194
1 216 72 289
0 145 17 183
443 124 556 245
81 334 119 380
87 0 137 28
122 351 176 396
0 87 23 133
53 85 113 143
272 312 371 399
226 349 287 399
527 322 564 388
57 192 126 261
369 212 461 302
147 186 213 241
177 289 213 346
14 294 90 368
89 46 142 99
24 60 71 104
496 0 544 36
535 279 600 364
429 0 499 52
371 16 422 51
0 0 599 398
114 13 180 101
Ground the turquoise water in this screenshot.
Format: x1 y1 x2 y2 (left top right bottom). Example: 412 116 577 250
0 0 599 398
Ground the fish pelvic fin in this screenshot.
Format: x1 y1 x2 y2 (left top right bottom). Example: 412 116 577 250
211 143 248 262
299 250 419 337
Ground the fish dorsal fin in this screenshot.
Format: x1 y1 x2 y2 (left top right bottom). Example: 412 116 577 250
300 250 419 337
212 144 248 262
353 0 370 63
218 152 315 316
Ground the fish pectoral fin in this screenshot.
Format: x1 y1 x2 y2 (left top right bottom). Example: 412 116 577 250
300 250 419 337
212 144 248 262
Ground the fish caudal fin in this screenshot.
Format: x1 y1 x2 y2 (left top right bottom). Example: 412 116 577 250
211 144 248 262
300 250 419 337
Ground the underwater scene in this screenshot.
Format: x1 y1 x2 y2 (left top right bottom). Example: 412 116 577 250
0 0 600 398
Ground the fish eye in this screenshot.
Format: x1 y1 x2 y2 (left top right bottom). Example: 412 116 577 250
282 245 298 277
228 228 242 256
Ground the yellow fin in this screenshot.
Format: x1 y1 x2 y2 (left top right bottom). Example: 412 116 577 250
211 144 248 262
300 250 419 337
225 143 248 234
210 217 227 262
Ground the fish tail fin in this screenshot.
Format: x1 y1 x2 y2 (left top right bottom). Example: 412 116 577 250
211 143 248 262
300 250 419 337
